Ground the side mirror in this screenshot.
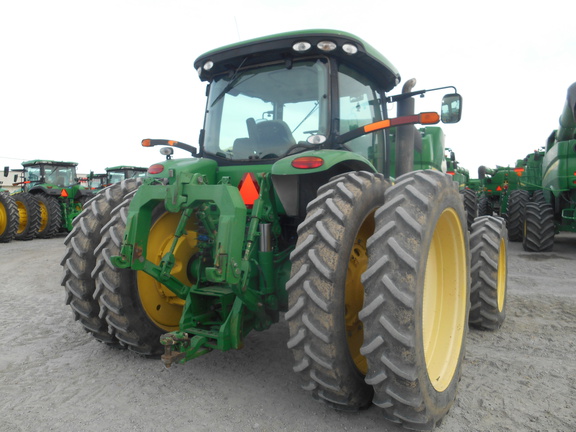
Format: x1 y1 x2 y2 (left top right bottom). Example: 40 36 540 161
441 93 463 124
3 166 8 177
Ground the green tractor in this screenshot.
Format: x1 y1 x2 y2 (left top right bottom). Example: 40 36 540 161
61 30 508 430
0 167 19 243
88 165 148 190
13 160 94 239
505 149 545 241
477 164 522 218
523 82 576 251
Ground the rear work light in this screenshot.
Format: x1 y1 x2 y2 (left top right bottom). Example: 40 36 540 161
291 156 324 169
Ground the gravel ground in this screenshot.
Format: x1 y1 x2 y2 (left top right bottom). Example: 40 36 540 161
1 233 575 432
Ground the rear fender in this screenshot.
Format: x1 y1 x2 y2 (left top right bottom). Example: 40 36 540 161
271 150 376 217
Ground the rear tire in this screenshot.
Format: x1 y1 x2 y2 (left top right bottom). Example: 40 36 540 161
531 190 546 203
0 191 19 243
360 170 469 430
469 216 508 330
507 190 529 241
13 192 41 241
523 201 555 252
61 179 142 344
36 194 62 239
460 188 477 230
287 171 388 410
94 189 192 356
477 195 492 216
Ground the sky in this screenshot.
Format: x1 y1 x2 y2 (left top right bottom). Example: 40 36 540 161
1 0 575 178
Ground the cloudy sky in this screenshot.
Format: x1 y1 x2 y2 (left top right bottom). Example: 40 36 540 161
1 0 575 177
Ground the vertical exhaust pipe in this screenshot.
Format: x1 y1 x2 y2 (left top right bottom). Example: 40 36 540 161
395 78 417 177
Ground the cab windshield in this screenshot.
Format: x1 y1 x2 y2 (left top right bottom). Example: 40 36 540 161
27 164 76 187
203 59 329 160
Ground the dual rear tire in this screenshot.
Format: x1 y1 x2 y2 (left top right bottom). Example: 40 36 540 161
0 191 19 243
287 170 472 429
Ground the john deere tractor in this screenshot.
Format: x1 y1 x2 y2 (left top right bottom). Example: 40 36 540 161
14 160 93 239
87 166 147 190
61 30 508 430
505 149 545 241
523 82 576 251
477 164 523 219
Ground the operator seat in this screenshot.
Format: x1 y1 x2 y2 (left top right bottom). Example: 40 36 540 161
255 120 296 156
233 120 296 159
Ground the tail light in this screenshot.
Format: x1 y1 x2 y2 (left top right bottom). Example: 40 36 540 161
291 156 324 169
148 164 164 174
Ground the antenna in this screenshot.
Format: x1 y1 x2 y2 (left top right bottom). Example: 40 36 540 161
234 16 241 41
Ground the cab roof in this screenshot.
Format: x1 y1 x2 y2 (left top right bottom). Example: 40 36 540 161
194 29 401 92
22 160 78 167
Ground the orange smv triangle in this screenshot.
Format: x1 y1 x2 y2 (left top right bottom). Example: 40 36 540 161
61 189 69 197
238 173 260 208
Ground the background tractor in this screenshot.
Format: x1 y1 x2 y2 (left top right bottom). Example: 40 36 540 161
61 30 508 430
87 165 148 190
505 149 545 241
523 82 576 251
476 164 522 219
13 160 93 239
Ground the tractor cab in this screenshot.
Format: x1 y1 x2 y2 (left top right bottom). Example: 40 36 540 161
145 30 461 178
20 160 79 190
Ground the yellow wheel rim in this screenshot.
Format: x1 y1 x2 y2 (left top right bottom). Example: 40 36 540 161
38 200 48 232
0 202 7 234
345 212 375 375
136 211 197 331
422 208 467 392
497 238 507 311
16 200 29 234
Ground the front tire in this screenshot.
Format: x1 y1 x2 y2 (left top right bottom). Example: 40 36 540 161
287 171 388 410
506 190 529 241
360 170 469 430
469 216 508 330
523 201 555 252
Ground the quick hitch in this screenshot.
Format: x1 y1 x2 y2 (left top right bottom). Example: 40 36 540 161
160 332 211 368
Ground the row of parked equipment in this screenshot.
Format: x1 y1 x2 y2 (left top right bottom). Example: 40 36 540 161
459 82 576 252
0 162 147 242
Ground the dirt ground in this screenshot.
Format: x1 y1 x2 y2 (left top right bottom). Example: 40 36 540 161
1 232 575 432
